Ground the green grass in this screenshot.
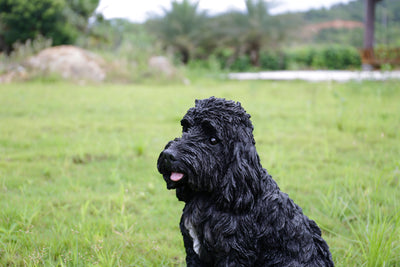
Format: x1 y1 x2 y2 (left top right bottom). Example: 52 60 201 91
0 79 399 266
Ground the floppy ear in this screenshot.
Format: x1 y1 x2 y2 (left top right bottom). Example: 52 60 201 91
218 140 262 211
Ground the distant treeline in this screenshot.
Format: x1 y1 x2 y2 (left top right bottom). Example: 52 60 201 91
302 0 400 48
1 0 399 71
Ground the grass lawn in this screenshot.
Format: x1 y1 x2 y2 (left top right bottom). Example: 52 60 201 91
0 79 399 266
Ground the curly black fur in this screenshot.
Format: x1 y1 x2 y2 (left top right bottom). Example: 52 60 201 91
157 97 334 266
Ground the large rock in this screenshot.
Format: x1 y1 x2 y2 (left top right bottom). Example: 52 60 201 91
27 45 106 82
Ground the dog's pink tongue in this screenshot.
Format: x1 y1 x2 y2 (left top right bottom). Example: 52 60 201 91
170 172 184 182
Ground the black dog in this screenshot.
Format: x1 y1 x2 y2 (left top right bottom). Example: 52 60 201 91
157 97 334 266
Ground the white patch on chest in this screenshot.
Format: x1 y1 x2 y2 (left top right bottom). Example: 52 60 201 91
184 219 200 256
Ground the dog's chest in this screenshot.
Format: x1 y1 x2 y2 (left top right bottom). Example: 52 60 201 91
184 218 201 255
182 200 217 256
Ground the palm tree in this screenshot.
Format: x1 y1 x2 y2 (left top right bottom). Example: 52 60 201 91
206 0 278 67
146 0 207 64
243 0 275 66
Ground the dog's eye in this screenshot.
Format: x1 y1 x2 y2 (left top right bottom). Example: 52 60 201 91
210 137 218 145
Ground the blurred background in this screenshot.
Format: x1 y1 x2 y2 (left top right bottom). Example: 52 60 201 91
1 0 400 83
1 1 400 266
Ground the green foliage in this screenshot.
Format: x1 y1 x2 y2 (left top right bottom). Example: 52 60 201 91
182 0 399 68
313 28 363 48
230 55 252 72
64 0 100 32
260 51 287 70
302 0 363 23
1 35 52 66
286 47 316 69
86 20 174 83
145 0 294 67
310 46 361 70
375 0 400 46
240 0 277 66
0 0 100 52
302 0 400 47
213 1 288 67
0 80 399 266
146 0 208 64
0 0 77 51
201 45 361 72
66 0 99 19
222 50 286 71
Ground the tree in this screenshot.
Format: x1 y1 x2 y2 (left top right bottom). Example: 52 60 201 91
244 0 270 66
64 0 100 32
208 0 286 67
146 0 208 64
0 0 71 52
0 0 100 52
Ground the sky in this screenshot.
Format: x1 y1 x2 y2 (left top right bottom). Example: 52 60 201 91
96 0 353 23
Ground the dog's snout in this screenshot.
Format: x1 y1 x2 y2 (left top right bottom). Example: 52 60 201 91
160 149 177 167
164 150 176 162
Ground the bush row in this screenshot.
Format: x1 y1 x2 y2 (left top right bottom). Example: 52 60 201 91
205 45 362 71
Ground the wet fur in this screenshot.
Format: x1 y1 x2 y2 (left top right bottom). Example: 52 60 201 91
157 97 334 266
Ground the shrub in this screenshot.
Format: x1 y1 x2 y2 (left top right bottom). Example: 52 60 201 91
188 45 361 72
229 55 252 72
0 0 77 52
311 45 361 69
286 47 317 69
260 51 287 70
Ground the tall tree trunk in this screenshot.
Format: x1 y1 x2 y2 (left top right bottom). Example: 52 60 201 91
364 0 376 49
180 48 190 64
363 0 382 70
250 49 260 67
249 41 261 67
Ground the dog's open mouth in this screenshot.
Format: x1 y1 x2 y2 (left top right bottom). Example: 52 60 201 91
163 171 187 189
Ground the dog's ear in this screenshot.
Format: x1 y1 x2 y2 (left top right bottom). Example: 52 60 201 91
218 141 262 211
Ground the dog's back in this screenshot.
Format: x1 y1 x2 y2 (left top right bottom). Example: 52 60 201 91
256 176 334 266
158 97 334 266
179 172 333 266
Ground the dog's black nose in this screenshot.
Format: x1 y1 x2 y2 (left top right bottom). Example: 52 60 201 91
160 149 177 167
163 150 176 162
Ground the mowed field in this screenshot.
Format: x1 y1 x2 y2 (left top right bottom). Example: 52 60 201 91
0 80 399 266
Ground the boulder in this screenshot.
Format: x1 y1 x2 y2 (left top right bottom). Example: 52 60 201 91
27 45 106 82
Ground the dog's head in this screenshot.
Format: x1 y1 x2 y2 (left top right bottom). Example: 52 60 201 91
157 97 263 210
